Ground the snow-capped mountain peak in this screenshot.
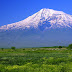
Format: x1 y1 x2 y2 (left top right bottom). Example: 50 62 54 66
0 8 72 48
0 8 72 31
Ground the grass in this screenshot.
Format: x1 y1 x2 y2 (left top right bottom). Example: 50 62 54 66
0 48 72 72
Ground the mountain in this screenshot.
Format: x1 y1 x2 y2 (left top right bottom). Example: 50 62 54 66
0 8 72 30
0 8 72 48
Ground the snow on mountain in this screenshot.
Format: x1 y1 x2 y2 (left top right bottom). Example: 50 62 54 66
0 8 72 31
0 8 72 48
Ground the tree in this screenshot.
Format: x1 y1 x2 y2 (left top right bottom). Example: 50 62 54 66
11 47 16 50
1 48 4 51
58 46 62 49
68 44 72 49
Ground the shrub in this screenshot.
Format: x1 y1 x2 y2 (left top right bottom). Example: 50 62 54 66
68 44 72 49
23 49 25 50
1 48 4 51
11 47 16 50
58 46 62 49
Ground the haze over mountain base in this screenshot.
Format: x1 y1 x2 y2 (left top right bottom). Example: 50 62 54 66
0 28 72 48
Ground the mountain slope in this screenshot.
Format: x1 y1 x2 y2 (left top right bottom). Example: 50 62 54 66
0 8 72 31
0 8 72 48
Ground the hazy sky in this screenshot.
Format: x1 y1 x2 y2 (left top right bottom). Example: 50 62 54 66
0 0 72 26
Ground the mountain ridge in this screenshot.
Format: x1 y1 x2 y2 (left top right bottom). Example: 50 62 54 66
0 8 72 31
0 8 72 48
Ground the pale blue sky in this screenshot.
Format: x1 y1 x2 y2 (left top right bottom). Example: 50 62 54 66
0 0 72 26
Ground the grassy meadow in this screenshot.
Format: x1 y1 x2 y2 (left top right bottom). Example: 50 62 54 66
0 47 72 72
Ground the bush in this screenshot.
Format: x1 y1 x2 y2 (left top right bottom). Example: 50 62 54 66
1 48 4 51
58 46 62 49
11 47 16 50
68 44 72 49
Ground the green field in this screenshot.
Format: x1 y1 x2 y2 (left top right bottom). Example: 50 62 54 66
0 48 72 72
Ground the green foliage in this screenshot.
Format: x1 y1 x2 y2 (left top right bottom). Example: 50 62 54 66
41 46 59 48
1 48 4 50
23 49 25 50
68 44 72 49
0 48 72 72
11 47 16 50
58 46 62 48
